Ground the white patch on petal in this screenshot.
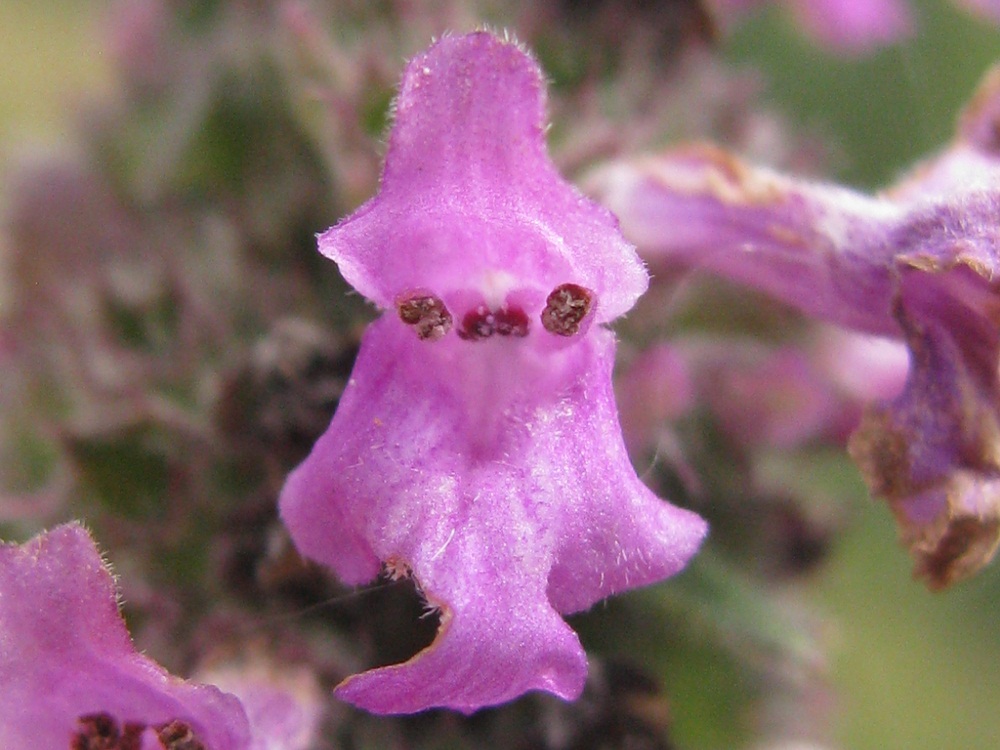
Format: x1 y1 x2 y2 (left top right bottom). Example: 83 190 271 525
478 268 518 308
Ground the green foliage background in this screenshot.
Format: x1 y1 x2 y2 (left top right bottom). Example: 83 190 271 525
1 1 999 748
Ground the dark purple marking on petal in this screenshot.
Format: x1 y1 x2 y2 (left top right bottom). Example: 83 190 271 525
155 719 207 750
541 283 594 336
396 293 453 341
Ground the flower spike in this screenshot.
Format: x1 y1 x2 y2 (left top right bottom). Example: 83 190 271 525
280 31 707 714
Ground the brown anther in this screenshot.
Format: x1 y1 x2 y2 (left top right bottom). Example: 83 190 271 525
396 294 452 341
71 713 149 750
120 723 146 750
155 720 207 750
493 307 530 337
457 305 530 340
457 306 496 340
541 283 593 336
72 713 119 750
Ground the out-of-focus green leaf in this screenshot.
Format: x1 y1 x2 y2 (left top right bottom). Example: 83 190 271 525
66 425 171 519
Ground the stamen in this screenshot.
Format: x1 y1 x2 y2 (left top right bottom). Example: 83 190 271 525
457 305 530 340
155 720 207 750
71 713 144 750
493 307 530 337
120 724 145 750
396 293 453 340
457 306 496 340
71 713 118 750
541 283 593 336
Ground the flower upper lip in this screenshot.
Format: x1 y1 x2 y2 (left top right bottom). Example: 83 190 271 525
317 31 647 325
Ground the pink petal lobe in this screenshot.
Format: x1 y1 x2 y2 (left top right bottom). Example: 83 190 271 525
0 523 251 748
592 145 902 334
281 319 706 713
849 266 1000 589
321 32 647 323
334 557 587 715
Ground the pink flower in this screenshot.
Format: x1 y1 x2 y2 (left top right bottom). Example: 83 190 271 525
592 65 1000 589
0 523 252 748
278 32 707 714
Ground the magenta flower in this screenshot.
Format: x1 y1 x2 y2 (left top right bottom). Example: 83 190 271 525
0 523 252 748
592 66 1000 589
278 32 707 714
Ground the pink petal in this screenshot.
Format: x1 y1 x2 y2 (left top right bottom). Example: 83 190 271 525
0 523 251 748
320 32 647 324
281 319 706 713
